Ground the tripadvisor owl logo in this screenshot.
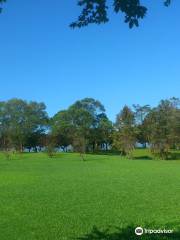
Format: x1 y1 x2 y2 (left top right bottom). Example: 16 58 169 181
135 227 144 236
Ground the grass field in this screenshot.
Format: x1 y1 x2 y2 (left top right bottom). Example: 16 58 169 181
0 150 180 240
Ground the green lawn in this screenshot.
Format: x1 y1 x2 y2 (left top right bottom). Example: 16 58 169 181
0 151 180 240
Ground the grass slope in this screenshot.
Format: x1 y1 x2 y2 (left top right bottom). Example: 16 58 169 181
0 151 180 240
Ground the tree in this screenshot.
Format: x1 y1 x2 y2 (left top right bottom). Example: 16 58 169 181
24 130 46 152
113 105 136 156
0 1 171 29
51 110 74 151
133 104 151 147
0 101 10 150
145 98 180 159
66 105 94 156
89 113 113 151
0 99 48 152
71 98 105 116
72 132 86 161
51 102 94 157
71 0 171 29
51 98 109 156
45 134 57 158
69 98 109 153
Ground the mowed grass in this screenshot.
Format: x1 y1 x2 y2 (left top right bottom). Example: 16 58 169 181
0 151 180 240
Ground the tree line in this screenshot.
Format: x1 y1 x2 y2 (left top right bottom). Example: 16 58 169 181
0 97 179 159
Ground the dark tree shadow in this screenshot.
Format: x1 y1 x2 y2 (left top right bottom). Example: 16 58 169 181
76 224 180 240
87 151 180 161
170 152 180 160
87 151 121 156
133 156 153 160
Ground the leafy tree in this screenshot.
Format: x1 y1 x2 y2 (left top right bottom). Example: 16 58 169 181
133 104 151 124
145 98 180 159
68 98 109 153
51 110 74 151
45 134 57 158
89 113 113 151
51 98 109 155
0 1 171 29
66 105 94 155
0 101 10 150
51 104 94 155
71 0 171 29
73 132 86 160
24 130 46 152
133 104 151 147
113 105 136 156
0 99 48 152
71 98 105 116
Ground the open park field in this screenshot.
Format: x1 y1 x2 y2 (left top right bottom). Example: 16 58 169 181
1 1 180 239
0 150 180 240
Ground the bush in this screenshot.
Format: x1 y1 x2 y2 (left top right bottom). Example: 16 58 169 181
45 144 56 158
73 135 86 161
3 150 13 160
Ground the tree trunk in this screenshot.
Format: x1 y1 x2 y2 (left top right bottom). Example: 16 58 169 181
20 143 23 153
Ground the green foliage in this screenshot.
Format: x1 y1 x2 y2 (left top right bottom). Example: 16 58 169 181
3 150 13 160
144 98 180 159
51 110 74 150
113 105 136 157
45 144 56 158
51 98 110 154
71 0 171 29
1 97 180 161
94 113 113 150
0 0 172 27
73 133 86 160
133 104 151 147
0 99 48 152
45 134 57 158
113 129 136 157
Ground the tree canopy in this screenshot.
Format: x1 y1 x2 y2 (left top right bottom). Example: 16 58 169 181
113 105 136 156
0 99 48 152
0 1 172 28
70 0 172 29
0 97 179 160
51 98 112 154
144 98 180 159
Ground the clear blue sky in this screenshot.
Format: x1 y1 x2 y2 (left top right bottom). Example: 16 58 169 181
0 0 179 121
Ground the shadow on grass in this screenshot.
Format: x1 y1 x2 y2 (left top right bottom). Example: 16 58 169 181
133 156 153 160
170 152 180 160
76 224 180 240
87 151 121 156
87 151 153 160
87 150 180 161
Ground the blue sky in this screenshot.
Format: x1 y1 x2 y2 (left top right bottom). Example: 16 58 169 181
0 0 179 121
